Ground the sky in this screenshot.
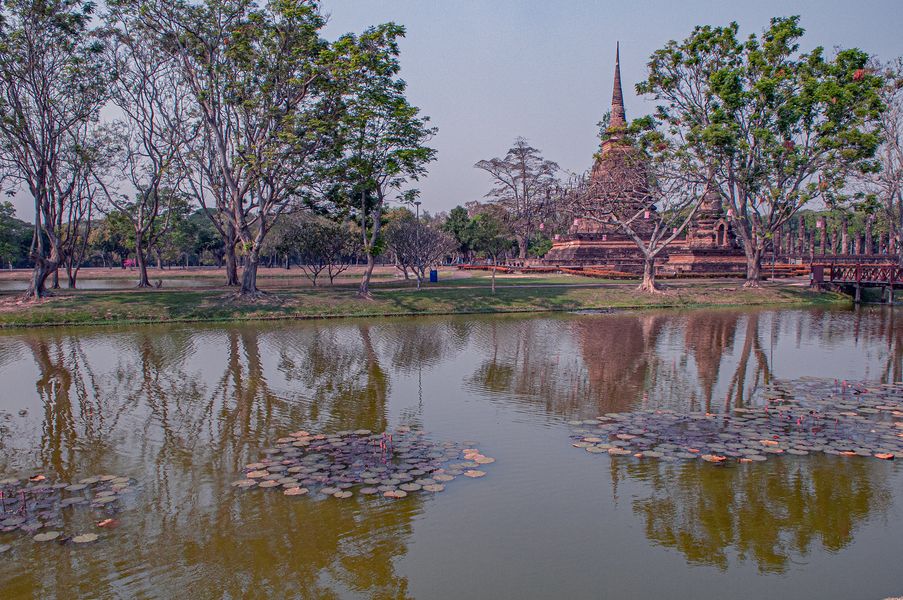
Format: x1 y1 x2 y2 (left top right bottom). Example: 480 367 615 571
7 0 903 220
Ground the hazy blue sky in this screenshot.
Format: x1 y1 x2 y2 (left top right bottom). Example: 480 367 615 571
7 1 903 219
320 0 903 215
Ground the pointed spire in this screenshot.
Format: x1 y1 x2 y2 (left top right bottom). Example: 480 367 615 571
609 41 627 131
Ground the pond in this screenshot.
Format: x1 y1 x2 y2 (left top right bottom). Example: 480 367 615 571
0 277 211 291
0 307 901 599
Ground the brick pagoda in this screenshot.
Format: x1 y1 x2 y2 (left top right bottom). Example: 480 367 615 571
542 45 745 274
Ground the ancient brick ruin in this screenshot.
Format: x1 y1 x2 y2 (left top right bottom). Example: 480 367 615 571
542 45 746 274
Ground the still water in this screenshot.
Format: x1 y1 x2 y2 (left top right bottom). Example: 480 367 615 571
0 307 901 599
0 278 210 291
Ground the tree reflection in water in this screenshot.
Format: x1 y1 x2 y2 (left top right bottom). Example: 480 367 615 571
469 308 903 419
1 324 419 598
2 308 903 597
610 456 892 573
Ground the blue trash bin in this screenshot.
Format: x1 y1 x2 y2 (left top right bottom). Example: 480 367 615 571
429 269 438 283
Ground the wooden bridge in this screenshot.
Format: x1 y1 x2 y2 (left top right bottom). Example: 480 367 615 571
811 262 902 303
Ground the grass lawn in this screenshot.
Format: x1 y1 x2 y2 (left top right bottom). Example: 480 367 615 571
0 275 849 329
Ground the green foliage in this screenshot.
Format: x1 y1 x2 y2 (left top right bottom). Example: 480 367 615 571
88 215 130 264
442 206 472 256
468 213 513 259
636 16 884 278
327 22 437 211
261 213 360 283
0 201 31 266
528 235 553 258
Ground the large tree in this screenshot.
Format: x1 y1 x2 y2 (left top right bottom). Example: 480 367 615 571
98 6 194 287
638 16 884 285
475 138 558 261
467 212 513 293
139 0 345 297
859 58 903 265
0 0 109 298
57 166 95 287
442 205 472 261
329 24 437 297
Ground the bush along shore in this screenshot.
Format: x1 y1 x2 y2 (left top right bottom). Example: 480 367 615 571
0 279 850 329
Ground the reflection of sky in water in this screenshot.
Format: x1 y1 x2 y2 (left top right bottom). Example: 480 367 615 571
0 278 210 291
0 307 901 599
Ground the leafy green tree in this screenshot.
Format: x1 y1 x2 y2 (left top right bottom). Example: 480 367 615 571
261 213 360 285
468 213 513 293
139 0 345 297
329 23 437 296
857 58 903 264
186 209 224 265
638 16 884 285
152 194 194 267
0 201 30 267
0 0 110 298
442 205 472 261
89 214 131 267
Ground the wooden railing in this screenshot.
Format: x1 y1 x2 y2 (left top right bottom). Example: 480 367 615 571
812 262 902 285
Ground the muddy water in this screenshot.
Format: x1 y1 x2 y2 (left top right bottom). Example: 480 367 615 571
0 307 901 599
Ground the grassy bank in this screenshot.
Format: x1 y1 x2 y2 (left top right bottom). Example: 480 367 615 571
0 274 849 329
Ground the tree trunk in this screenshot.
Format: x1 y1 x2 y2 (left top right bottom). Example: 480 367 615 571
637 256 660 293
491 260 497 294
359 197 382 297
224 241 239 287
51 267 60 289
24 256 56 299
156 251 163 270
239 249 261 297
135 233 151 288
359 251 377 297
66 263 78 289
517 236 528 261
744 247 763 287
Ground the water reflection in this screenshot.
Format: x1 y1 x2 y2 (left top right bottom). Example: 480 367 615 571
0 307 901 597
469 308 901 418
2 324 422 597
610 457 893 574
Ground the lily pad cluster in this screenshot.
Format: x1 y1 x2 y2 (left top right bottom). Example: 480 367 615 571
0 473 136 552
568 379 903 464
234 426 494 499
